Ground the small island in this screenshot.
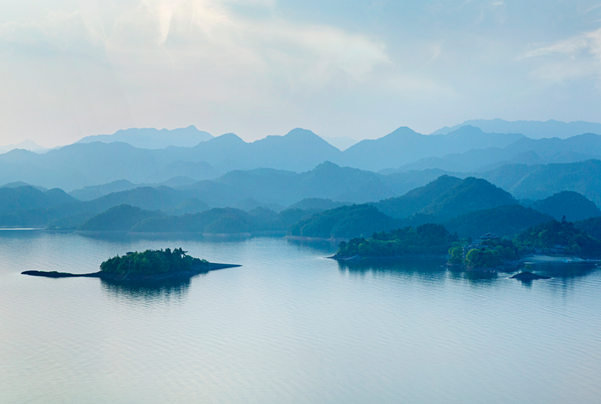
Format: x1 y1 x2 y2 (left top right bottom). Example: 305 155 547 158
22 248 241 282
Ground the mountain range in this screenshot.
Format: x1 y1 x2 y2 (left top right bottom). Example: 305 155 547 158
290 176 601 240
0 140 50 154
0 125 549 190
393 133 601 173
1 168 599 241
3 119 601 191
432 119 601 139
480 160 601 207
76 126 214 149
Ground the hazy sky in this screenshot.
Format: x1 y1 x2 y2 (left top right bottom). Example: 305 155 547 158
1 0 601 146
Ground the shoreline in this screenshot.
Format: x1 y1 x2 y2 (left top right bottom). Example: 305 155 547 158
286 235 344 243
330 254 449 261
330 254 600 270
63 230 288 237
22 262 241 282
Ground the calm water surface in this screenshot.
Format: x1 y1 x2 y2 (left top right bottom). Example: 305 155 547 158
1 231 601 404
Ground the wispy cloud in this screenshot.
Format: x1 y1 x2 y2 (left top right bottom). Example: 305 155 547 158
0 0 390 83
520 28 601 83
586 4 601 13
0 0 397 143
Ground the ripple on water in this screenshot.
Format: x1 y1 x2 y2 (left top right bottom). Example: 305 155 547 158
1 233 601 403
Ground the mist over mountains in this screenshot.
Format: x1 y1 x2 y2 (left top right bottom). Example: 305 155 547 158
394 133 601 173
76 125 214 149
432 119 601 139
4 120 601 191
1 118 601 239
0 140 50 154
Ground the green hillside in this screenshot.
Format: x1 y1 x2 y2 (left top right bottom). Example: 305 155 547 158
131 208 255 234
374 175 462 219
0 186 75 215
574 217 601 240
443 205 553 239
419 177 517 221
167 198 210 216
287 198 348 211
532 191 600 221
374 176 517 222
79 205 164 232
288 204 397 239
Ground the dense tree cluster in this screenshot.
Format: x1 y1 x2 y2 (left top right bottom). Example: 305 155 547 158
464 239 518 269
574 217 601 241
335 224 458 258
100 248 208 275
515 220 601 258
449 237 519 269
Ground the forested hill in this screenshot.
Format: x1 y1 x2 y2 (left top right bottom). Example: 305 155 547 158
373 176 516 221
292 179 600 240
532 191 601 222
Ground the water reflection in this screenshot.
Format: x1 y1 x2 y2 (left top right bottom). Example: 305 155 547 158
461 270 499 283
527 262 599 279
337 258 448 282
336 258 601 288
100 278 193 301
286 238 338 254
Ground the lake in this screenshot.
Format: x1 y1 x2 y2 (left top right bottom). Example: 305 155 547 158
1 231 601 404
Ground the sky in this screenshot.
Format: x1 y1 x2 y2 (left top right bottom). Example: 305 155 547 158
1 0 601 146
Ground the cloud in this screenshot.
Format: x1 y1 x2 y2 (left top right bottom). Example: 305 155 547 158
521 28 601 83
0 0 390 83
0 0 398 143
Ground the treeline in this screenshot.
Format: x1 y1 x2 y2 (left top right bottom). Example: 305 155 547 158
78 204 318 235
100 248 208 275
336 224 458 258
335 220 601 268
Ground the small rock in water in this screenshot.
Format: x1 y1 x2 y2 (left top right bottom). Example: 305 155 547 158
511 271 550 281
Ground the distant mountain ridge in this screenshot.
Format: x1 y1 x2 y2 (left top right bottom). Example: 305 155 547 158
0 140 50 154
76 125 214 149
4 122 601 192
394 133 601 173
0 125 534 190
480 160 601 207
432 119 601 139
337 126 525 172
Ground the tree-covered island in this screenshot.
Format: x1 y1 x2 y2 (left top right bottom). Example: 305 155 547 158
100 248 208 275
22 248 240 281
333 219 601 273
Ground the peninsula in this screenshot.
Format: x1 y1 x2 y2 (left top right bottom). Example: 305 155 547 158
22 248 241 281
